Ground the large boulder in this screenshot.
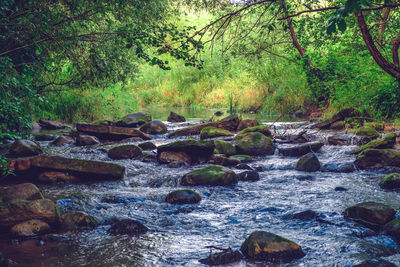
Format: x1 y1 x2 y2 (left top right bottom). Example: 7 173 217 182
295 153 321 172
235 125 272 139
384 218 400 240
158 151 191 165
39 119 66 129
1 183 43 202
240 231 304 262
355 126 380 144
214 140 236 156
351 133 396 154
164 189 201 204
344 202 396 229
116 112 151 127
208 154 240 166
278 141 324 157
0 199 58 227
235 132 274 156
76 123 151 140
75 135 100 146
355 149 400 170
10 219 50 237
237 120 259 131
108 219 148 235
218 114 240 131
108 145 142 159
181 165 238 186
200 127 233 139
158 139 215 160
379 173 400 189
50 136 75 146
167 111 186 122
59 211 100 230
7 140 42 157
139 120 167 134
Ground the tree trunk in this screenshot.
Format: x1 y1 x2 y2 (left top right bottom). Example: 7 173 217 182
377 7 390 47
393 33 400 67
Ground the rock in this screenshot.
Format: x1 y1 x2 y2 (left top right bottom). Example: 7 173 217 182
30 121 41 130
138 142 156 151
164 189 201 204
208 154 240 166
139 120 167 134
230 154 252 163
76 123 151 140
235 164 253 170
199 249 242 266
355 149 400 170
354 259 397 267
7 140 42 157
351 133 396 154
168 161 187 168
38 171 80 183
158 139 215 159
0 257 19 267
237 120 259 131
108 219 148 235
295 153 320 172
0 199 58 227
334 186 347 191
311 108 356 129
278 141 324 157
364 122 385 131
181 165 238 186
327 135 353 146
329 120 345 130
379 173 400 189
116 112 151 127
34 134 57 141
167 112 186 122
235 125 272 139
321 163 355 173
75 135 100 146
38 119 66 130
108 144 142 159
50 136 75 146
91 119 114 126
42 234 71 242
200 127 233 139
219 114 240 131
238 171 260 181
384 217 400 240
141 152 158 163
253 165 267 172
289 210 318 220
159 151 191 165
10 219 50 237
235 132 274 156
295 175 314 181
355 126 380 144
59 211 100 230
240 231 304 262
344 202 396 230
214 140 236 156
1 183 43 202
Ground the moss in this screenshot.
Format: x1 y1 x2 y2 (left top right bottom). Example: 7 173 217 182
364 122 384 131
351 133 396 154
214 140 236 156
379 173 400 189
181 165 238 186
236 125 272 139
356 149 400 169
200 127 233 139
354 126 379 138
235 132 274 156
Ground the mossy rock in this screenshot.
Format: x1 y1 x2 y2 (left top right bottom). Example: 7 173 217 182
355 149 400 170
295 153 320 172
214 140 236 156
235 125 272 139
164 189 201 204
351 133 396 154
209 154 240 166
116 112 151 127
7 139 42 157
1 183 44 203
200 127 233 139
181 165 238 186
139 120 167 134
59 211 100 230
230 154 252 163
240 231 304 262
344 201 395 230
329 121 346 130
354 126 379 138
235 132 274 156
157 139 215 157
379 173 400 189
364 122 384 131
384 218 400 240
108 219 148 235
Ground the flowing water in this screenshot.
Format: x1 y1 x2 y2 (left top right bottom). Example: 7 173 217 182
2 116 400 267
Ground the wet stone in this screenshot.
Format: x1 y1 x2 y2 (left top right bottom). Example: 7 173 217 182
75 135 100 146
295 153 321 172
181 165 238 186
59 211 100 230
108 219 148 235
34 134 57 141
1 183 43 203
235 163 253 170
278 141 323 157
164 189 201 204
167 111 186 122
199 249 242 266
10 219 50 237
286 210 318 220
345 202 396 230
138 141 157 151
108 144 142 159
7 140 42 157
334 186 348 192
51 136 75 146
238 171 260 181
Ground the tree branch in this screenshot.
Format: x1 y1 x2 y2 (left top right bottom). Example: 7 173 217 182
393 33 400 67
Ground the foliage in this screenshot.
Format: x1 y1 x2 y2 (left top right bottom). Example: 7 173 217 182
371 81 400 119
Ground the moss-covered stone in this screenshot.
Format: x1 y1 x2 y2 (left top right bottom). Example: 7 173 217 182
364 122 384 131
240 231 304 262
344 202 395 230
59 211 100 230
235 132 274 156
214 140 236 156
329 121 346 130
208 154 240 166
351 133 396 154
384 218 400 240
354 126 379 138
181 165 238 186
158 151 191 165
379 173 400 189
108 144 142 159
1 183 43 202
295 153 320 172
237 120 259 131
200 127 233 139
157 139 215 158
116 112 151 127
355 149 400 170
139 120 167 134
235 125 272 139
8 139 42 157
230 154 252 163
164 189 201 204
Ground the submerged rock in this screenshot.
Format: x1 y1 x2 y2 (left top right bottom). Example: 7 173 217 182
240 231 304 262
287 210 318 220
59 211 100 230
1 183 43 203
355 149 400 170
321 163 355 173
238 171 260 181
278 141 324 157
235 132 274 156
230 154 252 163
295 153 320 172
139 120 167 134
237 120 259 131
355 126 380 144
199 249 242 266
379 173 400 189
7 140 42 157
200 127 233 139
116 112 151 127
75 135 100 146
50 136 75 146
354 259 397 267
164 189 201 204
208 154 240 166
11 219 50 237
214 140 236 156
108 219 148 235
351 133 396 154
181 165 238 186
344 202 396 230
108 144 142 159
167 111 186 122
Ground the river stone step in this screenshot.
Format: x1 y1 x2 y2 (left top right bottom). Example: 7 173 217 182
76 123 151 140
8 156 125 180
278 141 324 157
351 133 396 154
